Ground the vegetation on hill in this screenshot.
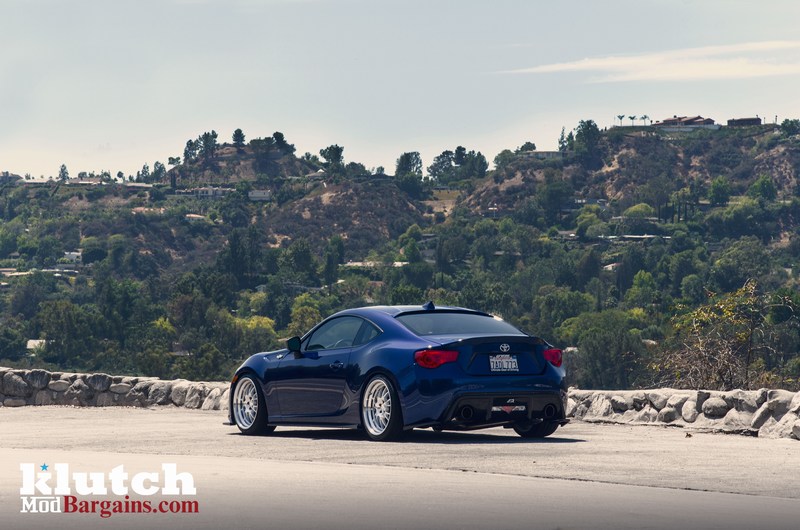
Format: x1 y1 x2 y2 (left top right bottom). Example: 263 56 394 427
2 120 800 390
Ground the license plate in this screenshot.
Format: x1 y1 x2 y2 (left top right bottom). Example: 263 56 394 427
489 354 519 372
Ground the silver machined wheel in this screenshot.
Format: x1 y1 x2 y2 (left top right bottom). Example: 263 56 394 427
233 377 259 430
362 378 392 436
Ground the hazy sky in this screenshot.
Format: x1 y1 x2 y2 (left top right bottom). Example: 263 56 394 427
2 0 799 178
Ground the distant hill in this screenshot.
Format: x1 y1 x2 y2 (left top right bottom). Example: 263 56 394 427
467 125 800 215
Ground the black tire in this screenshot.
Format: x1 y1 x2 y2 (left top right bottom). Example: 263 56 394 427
360 375 404 441
513 421 559 439
232 374 275 435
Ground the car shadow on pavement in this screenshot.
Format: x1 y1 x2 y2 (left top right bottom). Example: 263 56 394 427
229 428 584 444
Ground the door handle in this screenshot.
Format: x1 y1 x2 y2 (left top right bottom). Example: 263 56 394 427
329 360 344 371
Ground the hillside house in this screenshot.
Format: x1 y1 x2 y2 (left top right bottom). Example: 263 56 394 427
248 190 272 201
727 117 763 127
653 115 716 127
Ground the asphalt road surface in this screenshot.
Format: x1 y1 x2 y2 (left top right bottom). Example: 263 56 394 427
1 406 798 529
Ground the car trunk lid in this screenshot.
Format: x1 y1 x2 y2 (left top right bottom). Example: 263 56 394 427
428 335 547 376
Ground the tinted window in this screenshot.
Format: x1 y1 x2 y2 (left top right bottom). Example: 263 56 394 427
304 316 363 350
396 312 525 336
354 321 381 346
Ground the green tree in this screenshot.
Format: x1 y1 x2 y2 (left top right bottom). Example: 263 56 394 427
708 176 731 206
0 325 25 361
779 118 800 136
515 141 536 153
574 120 601 168
232 128 246 151
58 164 69 182
623 203 656 218
395 152 423 177
624 270 657 308
747 174 777 201
152 161 166 182
38 300 96 367
558 127 568 152
199 130 219 164
659 280 776 390
273 131 295 155
558 309 647 389
319 144 344 166
184 139 198 163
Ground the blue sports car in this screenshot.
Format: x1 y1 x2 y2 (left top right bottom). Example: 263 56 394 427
229 302 568 441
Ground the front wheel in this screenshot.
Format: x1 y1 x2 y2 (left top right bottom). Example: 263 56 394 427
361 375 404 441
513 421 558 439
232 374 275 435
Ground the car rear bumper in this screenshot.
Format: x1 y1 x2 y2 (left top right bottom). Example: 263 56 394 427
404 388 568 430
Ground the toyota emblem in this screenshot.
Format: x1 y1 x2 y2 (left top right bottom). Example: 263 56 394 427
499 343 510 353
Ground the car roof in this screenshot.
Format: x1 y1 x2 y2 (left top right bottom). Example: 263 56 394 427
334 303 490 318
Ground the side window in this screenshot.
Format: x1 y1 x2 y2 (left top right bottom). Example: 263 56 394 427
304 316 363 351
353 321 381 346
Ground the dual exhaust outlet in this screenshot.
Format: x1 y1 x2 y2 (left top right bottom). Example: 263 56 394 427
456 403 558 421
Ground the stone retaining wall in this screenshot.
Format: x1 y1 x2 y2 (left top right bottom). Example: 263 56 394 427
567 388 800 440
0 368 229 412
3 367 799 440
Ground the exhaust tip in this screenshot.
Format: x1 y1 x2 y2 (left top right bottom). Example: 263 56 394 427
458 405 474 421
543 404 557 419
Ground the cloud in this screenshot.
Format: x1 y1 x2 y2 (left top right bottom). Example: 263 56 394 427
503 41 800 82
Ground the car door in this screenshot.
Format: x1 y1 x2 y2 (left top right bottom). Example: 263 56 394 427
276 316 363 418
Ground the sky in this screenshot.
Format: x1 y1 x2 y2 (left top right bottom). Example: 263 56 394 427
1 0 799 179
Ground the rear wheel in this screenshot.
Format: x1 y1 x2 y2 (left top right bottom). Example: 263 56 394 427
361 375 404 441
233 374 275 435
513 421 558 438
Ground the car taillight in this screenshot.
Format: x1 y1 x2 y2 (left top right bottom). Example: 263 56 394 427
414 349 459 369
543 348 562 368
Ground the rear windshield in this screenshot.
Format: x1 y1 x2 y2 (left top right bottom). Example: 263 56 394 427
396 312 525 336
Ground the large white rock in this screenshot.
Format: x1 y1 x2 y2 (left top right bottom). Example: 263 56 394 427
47 380 70 392
148 381 173 405
792 420 800 440
109 383 132 394
726 390 760 413
184 384 209 409
65 379 93 406
666 394 690 410
610 394 633 412
633 405 658 423
586 395 613 418
657 406 680 423
201 388 222 410
789 392 800 414
750 403 773 430
34 390 54 406
722 408 752 430
766 390 795 414
87 373 112 392
681 400 699 423
170 381 192 407
24 369 51 390
647 391 668 411
3 373 31 397
702 397 729 418
95 392 116 407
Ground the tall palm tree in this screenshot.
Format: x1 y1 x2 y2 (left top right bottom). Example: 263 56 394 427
641 114 650 126
629 115 637 127
617 114 625 127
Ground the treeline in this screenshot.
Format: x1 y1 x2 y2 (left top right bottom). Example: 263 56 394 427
1 120 800 390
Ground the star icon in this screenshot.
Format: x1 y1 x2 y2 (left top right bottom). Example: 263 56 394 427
40 464 48 471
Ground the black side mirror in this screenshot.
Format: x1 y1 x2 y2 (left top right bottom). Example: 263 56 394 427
287 336 302 352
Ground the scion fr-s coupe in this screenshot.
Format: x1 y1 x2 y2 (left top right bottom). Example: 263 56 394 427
229 302 568 441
